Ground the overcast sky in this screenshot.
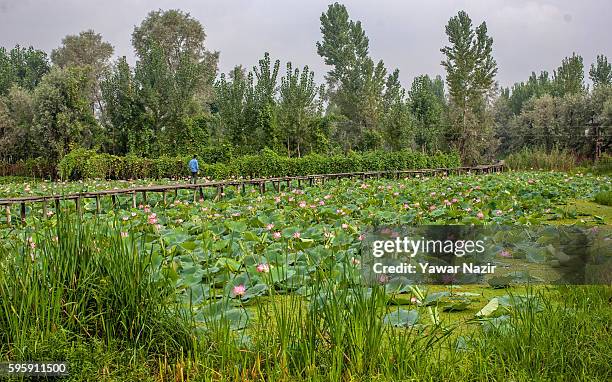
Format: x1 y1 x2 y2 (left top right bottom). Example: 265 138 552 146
0 0 610 89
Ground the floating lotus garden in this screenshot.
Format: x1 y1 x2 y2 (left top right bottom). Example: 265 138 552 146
1 170 610 380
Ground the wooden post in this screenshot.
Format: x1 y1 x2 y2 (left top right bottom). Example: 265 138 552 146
132 192 136 208
297 179 301 188
163 191 167 206
111 194 117 209
260 182 265 194
275 182 280 192
5 205 10 226
95 195 101 214
142 191 147 204
21 202 26 225
286 179 290 189
42 200 48 218
76 198 81 217
309 177 313 187
55 199 60 213
198 186 204 200
241 183 246 194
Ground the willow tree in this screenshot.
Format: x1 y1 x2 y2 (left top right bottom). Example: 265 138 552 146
441 10 497 163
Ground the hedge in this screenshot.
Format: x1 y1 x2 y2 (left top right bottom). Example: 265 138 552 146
56 147 461 180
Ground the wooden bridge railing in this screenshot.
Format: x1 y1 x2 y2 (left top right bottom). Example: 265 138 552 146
1 162 504 226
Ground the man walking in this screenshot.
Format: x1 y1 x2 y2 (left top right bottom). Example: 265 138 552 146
189 155 199 184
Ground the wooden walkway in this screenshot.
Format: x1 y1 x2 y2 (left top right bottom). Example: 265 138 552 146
1 163 504 225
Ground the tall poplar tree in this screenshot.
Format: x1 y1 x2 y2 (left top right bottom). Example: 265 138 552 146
589 54 612 87
441 10 497 163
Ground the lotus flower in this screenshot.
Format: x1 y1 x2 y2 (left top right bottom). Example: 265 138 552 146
256 263 270 273
232 284 246 297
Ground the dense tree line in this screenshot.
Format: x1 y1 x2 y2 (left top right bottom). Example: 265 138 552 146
1 3 610 165
494 53 612 158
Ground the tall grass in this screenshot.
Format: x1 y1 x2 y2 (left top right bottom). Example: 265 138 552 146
0 214 194 360
505 147 578 171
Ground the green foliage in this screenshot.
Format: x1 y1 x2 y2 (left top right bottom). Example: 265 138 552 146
33 66 100 162
0 214 193 356
593 190 612 206
57 146 461 180
50 29 114 76
0 45 49 95
589 54 612 87
409 75 446 152
592 153 612 175
505 147 577 171
441 11 498 163
553 53 585 96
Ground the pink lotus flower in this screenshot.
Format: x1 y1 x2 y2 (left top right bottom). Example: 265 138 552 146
430 192 436 196
274 196 281 203
122 216 129 221
393 192 399 197
319 200 325 206
148 213 158 224
266 223 274 230
429 205 436 211
465 207 472 212
46 211 54 217
298 201 307 208
444 199 451 206
293 232 301 239
451 198 458 204
410 297 421 304
342 223 349 229
121 231 129 238
499 250 512 258
256 263 270 273
324 194 332 200
477 211 484 219
272 231 281 240
494 210 503 216
351 257 361 265
358 234 365 241
232 284 246 297
138 204 144 209
403 203 410 209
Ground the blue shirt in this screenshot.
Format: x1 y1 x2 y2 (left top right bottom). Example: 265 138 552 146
188 158 199 173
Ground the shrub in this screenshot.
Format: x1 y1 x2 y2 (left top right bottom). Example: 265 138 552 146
56 147 463 180
594 190 612 206
592 153 612 175
505 147 577 171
